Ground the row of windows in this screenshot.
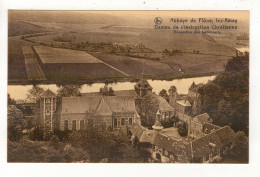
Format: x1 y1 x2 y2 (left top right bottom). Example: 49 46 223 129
64 117 134 130
64 120 85 131
114 117 133 128
161 111 174 119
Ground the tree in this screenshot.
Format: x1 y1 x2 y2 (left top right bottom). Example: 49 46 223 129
26 85 45 124
8 105 25 141
57 85 82 97
159 89 169 102
8 94 16 105
199 54 249 135
99 85 115 96
168 85 177 93
26 85 45 103
177 121 188 137
229 131 248 163
140 94 159 129
56 85 82 106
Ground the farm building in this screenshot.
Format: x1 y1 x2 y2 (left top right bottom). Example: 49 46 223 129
130 111 235 163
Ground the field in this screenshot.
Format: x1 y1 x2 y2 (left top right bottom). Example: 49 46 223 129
31 48 126 82
8 21 48 36
161 53 232 74
33 46 103 64
8 11 241 84
91 53 176 76
8 36 32 81
22 46 46 80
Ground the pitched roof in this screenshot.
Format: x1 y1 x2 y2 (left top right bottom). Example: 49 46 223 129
160 127 182 140
130 123 153 143
113 90 139 99
149 92 175 112
189 83 203 92
94 98 113 116
191 126 235 158
176 99 191 107
152 132 192 162
40 89 56 98
157 96 175 112
81 92 101 97
103 96 136 112
214 126 236 145
81 90 139 99
193 113 211 123
202 122 221 132
59 95 136 114
60 96 101 114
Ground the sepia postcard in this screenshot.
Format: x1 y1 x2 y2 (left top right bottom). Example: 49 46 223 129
6 10 249 164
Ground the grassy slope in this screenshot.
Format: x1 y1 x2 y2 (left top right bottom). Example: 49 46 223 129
91 53 176 76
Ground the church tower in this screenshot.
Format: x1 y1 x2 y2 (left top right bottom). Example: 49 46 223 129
168 85 179 108
39 89 56 132
134 76 153 97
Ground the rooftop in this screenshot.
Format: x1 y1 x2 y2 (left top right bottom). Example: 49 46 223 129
176 99 191 107
58 95 136 114
40 89 56 98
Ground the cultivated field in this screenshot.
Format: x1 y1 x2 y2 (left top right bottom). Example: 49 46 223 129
22 46 46 81
33 46 103 64
8 36 32 81
31 47 126 82
8 11 240 84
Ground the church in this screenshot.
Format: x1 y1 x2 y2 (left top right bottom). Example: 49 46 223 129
37 77 175 132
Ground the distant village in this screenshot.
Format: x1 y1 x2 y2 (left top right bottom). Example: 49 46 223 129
10 76 236 163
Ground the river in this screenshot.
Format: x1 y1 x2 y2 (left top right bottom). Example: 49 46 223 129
8 75 216 100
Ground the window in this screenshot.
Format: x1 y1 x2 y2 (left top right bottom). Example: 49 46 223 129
87 119 93 126
121 118 125 125
152 145 155 150
45 99 51 103
164 150 168 156
206 154 209 161
80 120 85 130
129 118 133 125
72 120 77 131
114 118 117 128
45 109 51 115
162 112 165 119
64 120 68 131
156 153 161 161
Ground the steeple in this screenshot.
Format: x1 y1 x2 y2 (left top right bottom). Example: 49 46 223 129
134 75 152 97
168 85 178 108
190 81 196 90
39 89 56 132
152 110 163 131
